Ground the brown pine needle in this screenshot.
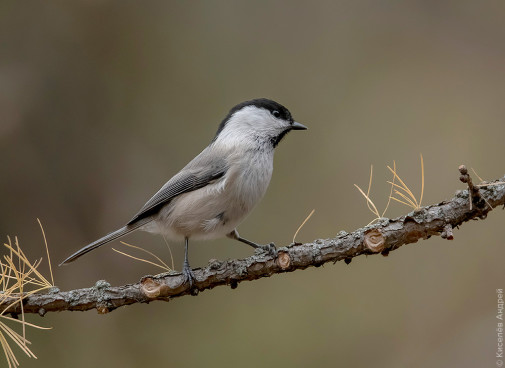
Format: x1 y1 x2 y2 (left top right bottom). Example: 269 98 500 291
1 331 19 368
419 154 424 207
382 161 396 217
394 190 418 209
390 196 416 208
471 167 485 183
0 315 51 330
472 168 505 187
119 241 171 271
160 233 175 271
387 181 417 198
292 209 315 244
354 184 380 219
476 181 505 187
0 322 34 357
386 154 425 211
365 165 375 214
37 219 54 286
112 245 171 272
354 162 399 224
387 169 417 208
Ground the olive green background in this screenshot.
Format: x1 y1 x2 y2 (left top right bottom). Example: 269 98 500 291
1 1 504 367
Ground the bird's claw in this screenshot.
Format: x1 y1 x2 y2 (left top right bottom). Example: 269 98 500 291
182 263 198 295
258 242 277 257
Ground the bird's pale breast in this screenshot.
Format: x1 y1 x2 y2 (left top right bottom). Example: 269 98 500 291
153 149 274 241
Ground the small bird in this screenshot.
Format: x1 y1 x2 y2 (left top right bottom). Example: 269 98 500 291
61 98 307 286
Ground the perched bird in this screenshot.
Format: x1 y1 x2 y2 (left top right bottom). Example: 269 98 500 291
61 98 307 286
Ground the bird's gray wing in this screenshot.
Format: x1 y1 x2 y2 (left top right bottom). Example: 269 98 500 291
127 151 228 225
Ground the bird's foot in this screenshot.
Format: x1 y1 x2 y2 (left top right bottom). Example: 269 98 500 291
256 242 277 257
182 262 198 295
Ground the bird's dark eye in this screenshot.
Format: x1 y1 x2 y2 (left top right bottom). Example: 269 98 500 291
272 110 281 118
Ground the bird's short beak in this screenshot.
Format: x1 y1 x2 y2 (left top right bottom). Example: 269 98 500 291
291 122 308 130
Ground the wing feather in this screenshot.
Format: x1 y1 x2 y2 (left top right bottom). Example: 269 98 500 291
127 149 227 225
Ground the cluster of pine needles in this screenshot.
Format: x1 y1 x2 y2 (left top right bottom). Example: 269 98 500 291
354 155 504 224
0 219 53 368
355 155 425 224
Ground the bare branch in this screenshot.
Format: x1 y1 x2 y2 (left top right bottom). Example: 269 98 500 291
2 169 504 316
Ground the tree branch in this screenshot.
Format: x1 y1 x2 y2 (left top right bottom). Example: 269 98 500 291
3 167 504 316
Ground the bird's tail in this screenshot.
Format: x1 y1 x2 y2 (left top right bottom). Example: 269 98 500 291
60 219 151 265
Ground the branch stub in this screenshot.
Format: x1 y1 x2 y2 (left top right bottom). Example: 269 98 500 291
364 229 386 253
141 277 162 298
276 251 291 270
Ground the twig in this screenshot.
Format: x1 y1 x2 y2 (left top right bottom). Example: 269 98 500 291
1 168 504 315
459 165 491 211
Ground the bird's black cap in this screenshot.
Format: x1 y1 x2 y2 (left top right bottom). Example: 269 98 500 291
214 98 293 138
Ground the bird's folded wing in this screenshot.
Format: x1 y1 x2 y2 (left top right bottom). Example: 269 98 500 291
127 153 228 225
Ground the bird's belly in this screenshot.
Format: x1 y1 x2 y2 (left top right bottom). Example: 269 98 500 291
152 184 257 241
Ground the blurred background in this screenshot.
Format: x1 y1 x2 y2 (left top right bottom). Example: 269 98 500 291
1 1 504 367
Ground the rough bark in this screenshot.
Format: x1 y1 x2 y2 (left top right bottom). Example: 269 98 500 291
2 168 504 316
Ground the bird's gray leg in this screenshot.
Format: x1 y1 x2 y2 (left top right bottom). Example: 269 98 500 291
182 237 196 289
227 229 277 257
